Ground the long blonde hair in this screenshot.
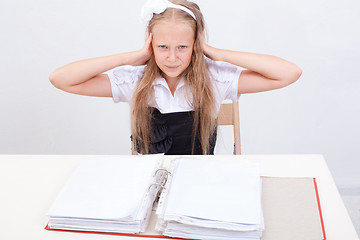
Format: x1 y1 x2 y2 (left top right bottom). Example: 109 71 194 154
131 0 217 154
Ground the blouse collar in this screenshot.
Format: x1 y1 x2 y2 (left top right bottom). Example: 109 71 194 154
153 76 186 92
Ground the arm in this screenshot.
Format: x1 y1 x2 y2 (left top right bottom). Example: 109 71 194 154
49 33 153 97
202 42 302 94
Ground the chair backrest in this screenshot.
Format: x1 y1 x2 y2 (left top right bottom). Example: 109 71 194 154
132 101 241 155
217 101 241 155
131 144 137 155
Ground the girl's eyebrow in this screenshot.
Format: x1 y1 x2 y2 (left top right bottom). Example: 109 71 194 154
155 44 189 46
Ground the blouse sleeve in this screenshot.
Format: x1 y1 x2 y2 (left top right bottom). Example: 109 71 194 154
107 65 146 103
207 58 242 101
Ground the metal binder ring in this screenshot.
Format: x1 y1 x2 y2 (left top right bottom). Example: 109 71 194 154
148 183 166 192
153 168 171 177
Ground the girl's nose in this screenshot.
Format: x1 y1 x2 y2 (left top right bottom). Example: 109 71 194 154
168 49 177 62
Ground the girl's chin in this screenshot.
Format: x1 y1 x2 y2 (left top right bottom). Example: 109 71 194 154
162 71 183 79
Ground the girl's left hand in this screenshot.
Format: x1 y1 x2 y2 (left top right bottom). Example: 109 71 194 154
200 32 222 61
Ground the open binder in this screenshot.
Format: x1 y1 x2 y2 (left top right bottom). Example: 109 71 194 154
46 155 326 240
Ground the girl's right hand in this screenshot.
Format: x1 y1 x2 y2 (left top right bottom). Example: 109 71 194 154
130 31 153 66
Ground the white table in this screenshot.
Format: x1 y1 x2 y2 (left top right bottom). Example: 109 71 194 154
0 155 358 240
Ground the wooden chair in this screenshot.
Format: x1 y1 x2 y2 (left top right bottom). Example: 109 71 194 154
131 143 137 155
217 101 241 155
132 101 241 155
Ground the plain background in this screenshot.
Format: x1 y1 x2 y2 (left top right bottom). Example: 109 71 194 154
0 0 359 190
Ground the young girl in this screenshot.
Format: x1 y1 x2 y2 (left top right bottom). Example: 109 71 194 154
49 0 302 155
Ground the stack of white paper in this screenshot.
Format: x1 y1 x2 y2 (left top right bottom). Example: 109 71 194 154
156 158 264 240
47 155 164 234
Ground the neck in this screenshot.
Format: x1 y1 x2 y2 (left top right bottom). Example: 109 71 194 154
163 74 181 96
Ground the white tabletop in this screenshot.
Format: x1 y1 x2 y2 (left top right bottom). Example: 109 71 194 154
0 154 358 240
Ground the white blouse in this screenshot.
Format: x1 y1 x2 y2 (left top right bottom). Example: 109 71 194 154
107 58 242 114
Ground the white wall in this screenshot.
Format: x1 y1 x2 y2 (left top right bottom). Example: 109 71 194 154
1 0 359 188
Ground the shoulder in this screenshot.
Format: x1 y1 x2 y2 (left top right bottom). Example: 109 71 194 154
107 65 146 103
206 58 242 83
108 65 146 85
205 58 242 102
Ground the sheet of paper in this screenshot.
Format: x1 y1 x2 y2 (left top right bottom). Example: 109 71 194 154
164 158 262 226
47 155 162 220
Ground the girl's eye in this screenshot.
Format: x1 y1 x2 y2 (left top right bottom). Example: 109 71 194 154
159 45 167 49
179 45 187 49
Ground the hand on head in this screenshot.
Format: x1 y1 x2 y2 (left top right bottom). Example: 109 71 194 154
143 30 153 61
199 31 218 61
130 30 153 66
199 31 207 53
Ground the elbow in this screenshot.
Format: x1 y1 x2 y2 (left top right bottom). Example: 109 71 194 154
49 71 65 90
49 71 59 88
292 65 303 83
284 65 302 86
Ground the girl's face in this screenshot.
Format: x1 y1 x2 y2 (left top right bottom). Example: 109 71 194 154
152 20 195 83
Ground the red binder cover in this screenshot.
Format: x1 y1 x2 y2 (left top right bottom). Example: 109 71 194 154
44 224 175 239
314 178 327 240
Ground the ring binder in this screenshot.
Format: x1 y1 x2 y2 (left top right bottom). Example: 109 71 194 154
45 156 326 240
149 169 171 191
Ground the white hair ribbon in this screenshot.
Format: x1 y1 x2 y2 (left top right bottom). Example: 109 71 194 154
141 0 196 25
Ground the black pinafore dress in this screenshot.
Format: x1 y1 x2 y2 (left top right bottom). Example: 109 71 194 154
135 108 217 155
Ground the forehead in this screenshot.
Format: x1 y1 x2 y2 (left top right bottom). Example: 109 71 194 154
152 20 195 43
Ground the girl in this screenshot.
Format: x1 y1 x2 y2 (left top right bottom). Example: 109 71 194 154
49 0 302 155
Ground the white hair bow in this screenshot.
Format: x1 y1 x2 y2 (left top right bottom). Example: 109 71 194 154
141 0 196 25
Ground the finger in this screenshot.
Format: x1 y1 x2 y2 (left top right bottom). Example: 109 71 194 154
145 27 150 40
146 33 153 44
